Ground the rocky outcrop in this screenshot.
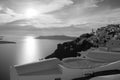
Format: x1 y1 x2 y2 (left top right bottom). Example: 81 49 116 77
45 33 96 60
45 24 120 60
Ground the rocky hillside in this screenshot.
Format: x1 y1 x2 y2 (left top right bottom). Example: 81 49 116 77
45 24 120 60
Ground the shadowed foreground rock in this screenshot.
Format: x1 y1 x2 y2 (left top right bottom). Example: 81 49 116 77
72 69 120 80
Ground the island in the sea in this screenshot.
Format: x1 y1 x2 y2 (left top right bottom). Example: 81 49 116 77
0 36 16 44
0 41 16 44
36 35 77 40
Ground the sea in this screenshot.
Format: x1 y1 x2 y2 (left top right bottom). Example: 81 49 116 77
0 36 70 80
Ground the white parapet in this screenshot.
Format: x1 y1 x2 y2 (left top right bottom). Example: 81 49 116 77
10 57 120 80
10 58 62 80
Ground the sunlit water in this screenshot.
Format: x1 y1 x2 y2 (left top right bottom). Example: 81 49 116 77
18 36 40 64
0 36 68 80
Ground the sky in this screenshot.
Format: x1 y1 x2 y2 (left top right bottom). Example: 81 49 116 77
0 0 120 36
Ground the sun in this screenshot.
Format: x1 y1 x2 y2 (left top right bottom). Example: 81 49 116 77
24 8 38 19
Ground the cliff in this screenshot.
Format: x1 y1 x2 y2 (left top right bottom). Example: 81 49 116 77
45 24 120 60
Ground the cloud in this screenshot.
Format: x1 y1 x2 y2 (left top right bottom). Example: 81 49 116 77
22 14 62 28
1 0 120 36
62 8 120 30
0 6 2 10
26 0 107 28
89 8 120 24
0 0 120 29
0 0 73 27
0 7 24 24
80 0 104 8
2 0 74 13
38 0 74 13
48 0 120 28
51 0 105 21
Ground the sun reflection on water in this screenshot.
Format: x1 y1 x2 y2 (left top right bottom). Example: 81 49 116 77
19 36 39 64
